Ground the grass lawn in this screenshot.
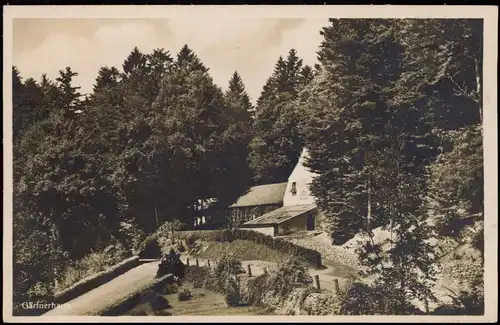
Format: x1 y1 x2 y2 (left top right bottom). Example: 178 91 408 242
191 239 290 263
124 285 273 316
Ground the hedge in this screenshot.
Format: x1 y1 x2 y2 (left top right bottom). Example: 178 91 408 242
175 229 322 267
138 235 162 259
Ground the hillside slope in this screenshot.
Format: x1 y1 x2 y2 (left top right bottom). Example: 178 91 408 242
284 229 483 311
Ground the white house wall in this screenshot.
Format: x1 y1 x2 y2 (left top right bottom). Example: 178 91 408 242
283 148 319 207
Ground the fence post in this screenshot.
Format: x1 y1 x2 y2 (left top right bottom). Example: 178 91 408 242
314 275 321 290
196 258 199 267
332 279 339 296
186 257 190 266
247 264 252 277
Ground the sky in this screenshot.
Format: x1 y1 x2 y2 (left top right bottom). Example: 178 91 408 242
13 18 329 104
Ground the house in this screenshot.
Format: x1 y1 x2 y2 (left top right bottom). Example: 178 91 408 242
237 148 327 237
225 182 288 227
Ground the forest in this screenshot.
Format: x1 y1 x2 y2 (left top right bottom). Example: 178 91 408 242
13 19 484 314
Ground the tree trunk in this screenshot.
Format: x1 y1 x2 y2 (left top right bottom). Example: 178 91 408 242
475 58 482 124
155 205 159 228
366 177 376 248
390 218 393 250
367 178 372 227
50 224 59 289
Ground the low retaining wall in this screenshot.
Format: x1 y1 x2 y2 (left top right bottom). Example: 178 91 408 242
54 256 140 304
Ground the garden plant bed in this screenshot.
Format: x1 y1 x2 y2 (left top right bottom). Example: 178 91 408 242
124 285 274 316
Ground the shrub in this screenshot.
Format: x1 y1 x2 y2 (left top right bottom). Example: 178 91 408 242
185 234 196 247
214 229 234 242
302 291 337 315
57 249 127 292
149 295 171 311
334 282 423 315
177 288 192 301
266 256 313 298
243 274 270 306
160 283 179 295
240 256 314 310
156 249 185 279
223 276 241 307
102 239 129 261
330 282 380 315
431 288 484 315
194 292 206 298
157 220 186 239
27 281 54 302
212 253 244 292
138 235 162 259
177 242 186 253
118 219 147 255
184 265 213 288
183 255 243 293
13 210 70 306
186 241 203 256
437 241 484 315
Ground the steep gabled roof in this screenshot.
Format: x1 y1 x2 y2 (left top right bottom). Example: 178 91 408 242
240 204 316 227
229 182 288 208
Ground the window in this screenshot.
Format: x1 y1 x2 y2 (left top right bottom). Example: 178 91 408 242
291 182 297 196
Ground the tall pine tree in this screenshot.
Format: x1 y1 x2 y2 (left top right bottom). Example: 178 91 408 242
225 71 254 119
176 44 209 73
55 66 82 115
301 19 439 313
249 49 309 184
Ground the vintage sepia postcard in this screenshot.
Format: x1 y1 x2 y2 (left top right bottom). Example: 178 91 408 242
3 4 498 323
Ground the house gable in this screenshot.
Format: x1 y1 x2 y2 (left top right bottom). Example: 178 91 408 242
283 148 318 207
